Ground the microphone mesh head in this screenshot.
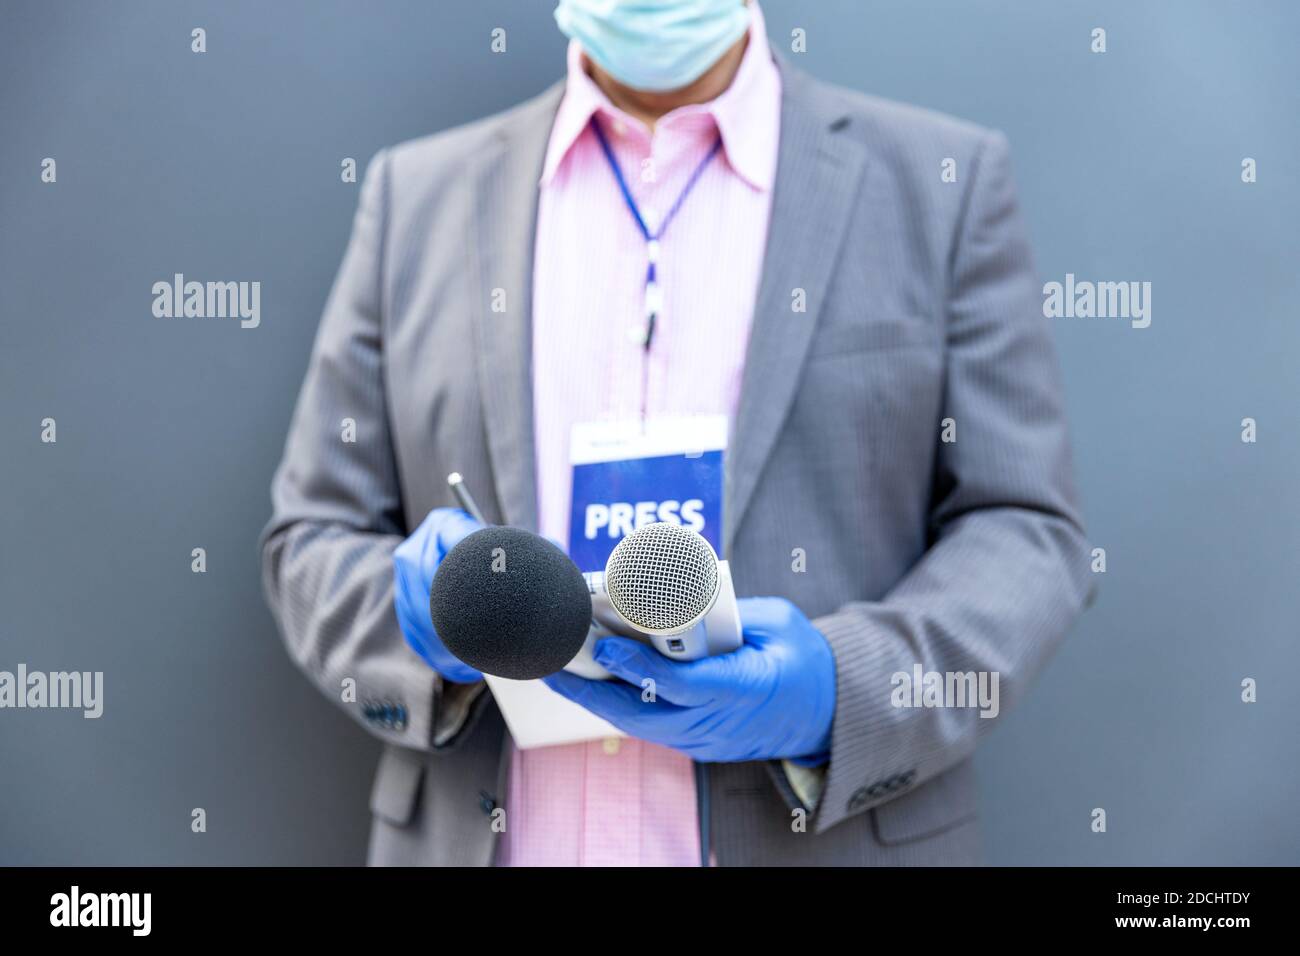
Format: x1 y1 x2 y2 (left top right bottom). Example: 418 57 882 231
604 523 719 633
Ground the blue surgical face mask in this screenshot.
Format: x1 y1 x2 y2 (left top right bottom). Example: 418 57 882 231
555 0 751 93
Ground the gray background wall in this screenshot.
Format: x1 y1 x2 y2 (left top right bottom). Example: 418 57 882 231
2 0 1296 865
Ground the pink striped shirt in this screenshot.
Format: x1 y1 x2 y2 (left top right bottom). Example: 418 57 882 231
497 2 781 867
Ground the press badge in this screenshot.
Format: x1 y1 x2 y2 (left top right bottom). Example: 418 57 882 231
568 415 727 573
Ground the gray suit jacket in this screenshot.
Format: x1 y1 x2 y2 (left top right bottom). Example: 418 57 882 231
261 57 1092 866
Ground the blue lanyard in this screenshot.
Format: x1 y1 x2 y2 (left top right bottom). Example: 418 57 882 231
590 115 723 350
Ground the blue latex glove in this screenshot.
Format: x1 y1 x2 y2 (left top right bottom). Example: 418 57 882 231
393 507 483 683
543 597 836 763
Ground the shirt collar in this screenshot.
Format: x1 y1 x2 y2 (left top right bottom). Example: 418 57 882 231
539 0 781 192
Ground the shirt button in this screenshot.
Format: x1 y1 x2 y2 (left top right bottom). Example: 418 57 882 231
601 737 622 756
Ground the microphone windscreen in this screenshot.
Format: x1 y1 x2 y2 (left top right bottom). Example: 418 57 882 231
429 526 592 680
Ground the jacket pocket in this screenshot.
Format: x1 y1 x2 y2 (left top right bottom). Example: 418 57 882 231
806 318 938 360
871 759 977 846
369 745 426 826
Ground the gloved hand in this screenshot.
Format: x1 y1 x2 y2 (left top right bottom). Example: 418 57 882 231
393 507 483 683
543 597 836 763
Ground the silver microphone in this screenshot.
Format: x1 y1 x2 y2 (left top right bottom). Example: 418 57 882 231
564 523 743 679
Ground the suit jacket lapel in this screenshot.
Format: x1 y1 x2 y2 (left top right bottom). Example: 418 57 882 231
470 83 565 531
724 63 868 555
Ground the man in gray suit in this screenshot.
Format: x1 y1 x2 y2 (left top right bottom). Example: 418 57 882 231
261 0 1091 866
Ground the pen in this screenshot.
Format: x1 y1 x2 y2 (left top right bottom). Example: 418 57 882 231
447 472 487 525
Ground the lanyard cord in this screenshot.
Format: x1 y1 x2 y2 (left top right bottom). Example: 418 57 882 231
589 115 724 338
590 115 724 253
589 114 723 422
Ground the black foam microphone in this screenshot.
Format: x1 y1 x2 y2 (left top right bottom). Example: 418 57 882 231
429 526 593 680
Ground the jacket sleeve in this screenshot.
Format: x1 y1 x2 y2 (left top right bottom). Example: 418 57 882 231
810 131 1094 833
259 150 482 752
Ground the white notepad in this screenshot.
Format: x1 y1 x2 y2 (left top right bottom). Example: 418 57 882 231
484 674 625 750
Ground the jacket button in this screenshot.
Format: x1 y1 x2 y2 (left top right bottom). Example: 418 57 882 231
847 787 871 812
479 790 497 815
